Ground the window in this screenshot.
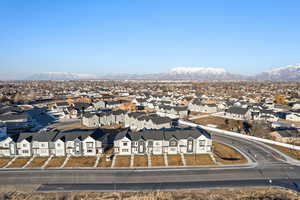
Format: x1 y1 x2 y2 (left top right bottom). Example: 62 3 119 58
169 140 177 147
86 142 94 148
122 149 129 152
123 142 128 146
199 140 205 150
199 140 206 146
41 143 45 147
23 150 29 154
23 144 27 147
57 143 61 147
148 141 153 147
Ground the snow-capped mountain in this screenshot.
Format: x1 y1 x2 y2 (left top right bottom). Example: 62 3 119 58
168 67 226 75
255 64 300 81
24 64 300 81
27 72 98 80
158 66 244 80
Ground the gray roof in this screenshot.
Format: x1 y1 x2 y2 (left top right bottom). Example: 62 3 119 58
226 107 248 115
115 128 211 141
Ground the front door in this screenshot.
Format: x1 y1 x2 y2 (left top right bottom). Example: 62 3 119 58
75 141 81 155
9 142 16 156
187 140 193 152
138 141 144 153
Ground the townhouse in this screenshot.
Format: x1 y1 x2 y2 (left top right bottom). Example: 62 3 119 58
286 110 300 122
224 107 251 120
156 105 188 118
114 128 212 155
82 110 127 128
124 112 172 131
188 99 218 113
0 129 109 157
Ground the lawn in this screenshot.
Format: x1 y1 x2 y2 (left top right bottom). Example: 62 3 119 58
64 156 96 168
267 143 300 161
26 157 48 168
114 155 131 167
213 142 247 164
0 158 11 168
151 155 165 166
8 158 30 168
133 155 148 167
167 155 183 166
97 155 113 168
45 157 66 168
184 154 215 165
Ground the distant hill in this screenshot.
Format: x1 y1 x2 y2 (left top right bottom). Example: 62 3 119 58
254 64 300 81
26 72 98 80
25 65 300 81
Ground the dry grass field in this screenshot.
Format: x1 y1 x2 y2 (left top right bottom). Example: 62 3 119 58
64 156 96 168
97 155 113 168
192 116 241 130
8 158 30 168
167 155 183 166
114 155 131 167
184 154 215 165
26 157 48 168
213 142 247 164
45 157 66 168
133 155 148 167
0 158 11 168
267 143 300 161
1 187 299 200
189 112 210 116
55 121 92 131
151 155 165 166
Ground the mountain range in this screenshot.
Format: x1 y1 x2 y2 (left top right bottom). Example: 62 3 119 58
25 64 300 81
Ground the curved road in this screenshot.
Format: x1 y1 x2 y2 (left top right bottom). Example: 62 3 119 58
1 132 300 192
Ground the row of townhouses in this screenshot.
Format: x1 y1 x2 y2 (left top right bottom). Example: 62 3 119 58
114 128 212 155
82 110 175 131
82 110 127 127
0 128 212 157
124 112 173 131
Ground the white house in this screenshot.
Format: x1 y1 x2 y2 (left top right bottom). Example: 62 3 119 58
286 111 300 122
114 128 212 155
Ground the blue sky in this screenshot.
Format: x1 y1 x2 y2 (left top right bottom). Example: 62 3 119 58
1 0 300 79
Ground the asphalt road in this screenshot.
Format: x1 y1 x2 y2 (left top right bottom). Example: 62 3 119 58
37 179 300 192
1 132 300 192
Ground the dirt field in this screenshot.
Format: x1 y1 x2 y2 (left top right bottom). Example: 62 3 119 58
114 155 131 167
97 155 113 168
8 158 30 168
0 158 11 168
45 157 66 168
1 187 299 200
184 154 215 165
64 156 96 168
151 155 165 166
213 142 247 164
167 155 183 166
26 157 48 168
133 155 148 167
192 116 241 130
267 143 300 161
